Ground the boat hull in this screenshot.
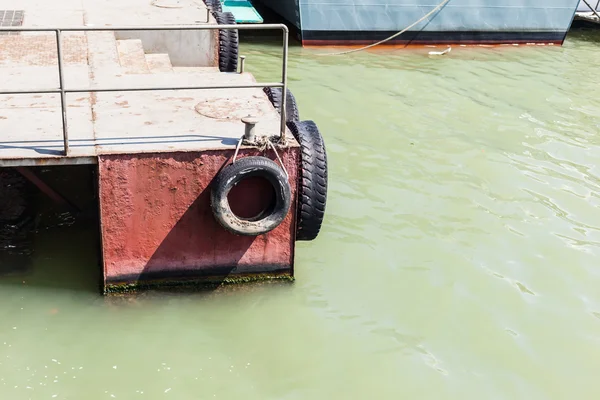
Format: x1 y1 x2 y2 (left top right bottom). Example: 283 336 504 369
257 0 581 46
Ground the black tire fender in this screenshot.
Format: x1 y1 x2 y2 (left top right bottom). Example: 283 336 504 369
213 11 239 73
205 0 222 13
287 120 328 241
263 87 300 123
211 156 291 236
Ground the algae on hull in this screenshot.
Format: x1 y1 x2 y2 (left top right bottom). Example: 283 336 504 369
103 273 295 295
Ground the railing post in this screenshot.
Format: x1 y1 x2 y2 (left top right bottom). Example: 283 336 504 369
239 55 246 74
280 26 289 142
55 29 69 156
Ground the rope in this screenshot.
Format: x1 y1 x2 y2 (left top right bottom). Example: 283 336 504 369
266 139 289 180
231 134 290 180
315 0 451 56
232 135 244 164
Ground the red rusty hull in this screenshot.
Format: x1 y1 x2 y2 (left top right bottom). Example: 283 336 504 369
98 148 299 290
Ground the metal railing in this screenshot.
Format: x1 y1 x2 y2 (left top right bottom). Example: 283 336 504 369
581 0 600 19
0 24 289 155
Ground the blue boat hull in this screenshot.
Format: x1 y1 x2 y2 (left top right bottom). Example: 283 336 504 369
256 0 581 46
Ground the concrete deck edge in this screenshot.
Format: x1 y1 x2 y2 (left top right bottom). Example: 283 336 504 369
0 141 300 167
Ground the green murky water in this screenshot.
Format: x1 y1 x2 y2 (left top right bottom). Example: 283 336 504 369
2 29 600 399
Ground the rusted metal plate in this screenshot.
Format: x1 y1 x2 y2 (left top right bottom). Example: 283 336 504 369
0 10 24 36
0 35 89 67
98 147 300 290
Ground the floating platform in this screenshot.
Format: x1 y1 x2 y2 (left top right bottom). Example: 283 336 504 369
574 11 600 25
0 0 328 293
0 33 283 166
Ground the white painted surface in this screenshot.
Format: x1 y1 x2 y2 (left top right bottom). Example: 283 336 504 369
146 54 173 73
86 32 121 73
0 93 95 160
117 39 150 74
